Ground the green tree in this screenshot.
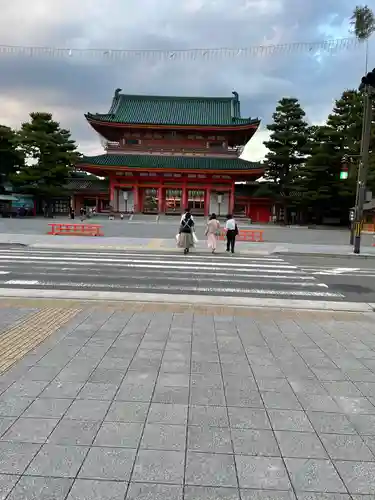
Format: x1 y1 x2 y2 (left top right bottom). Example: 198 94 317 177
263 97 310 223
0 125 23 193
12 112 80 214
295 90 375 223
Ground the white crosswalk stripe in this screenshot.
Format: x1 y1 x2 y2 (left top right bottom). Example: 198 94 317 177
0 248 344 299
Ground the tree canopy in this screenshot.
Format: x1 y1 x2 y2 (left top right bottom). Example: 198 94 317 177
12 112 80 200
0 125 23 194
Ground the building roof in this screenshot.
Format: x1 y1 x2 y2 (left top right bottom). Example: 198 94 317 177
79 154 261 172
85 89 260 128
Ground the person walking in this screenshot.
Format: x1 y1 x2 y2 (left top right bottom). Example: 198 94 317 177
178 211 195 254
205 213 220 253
225 213 238 254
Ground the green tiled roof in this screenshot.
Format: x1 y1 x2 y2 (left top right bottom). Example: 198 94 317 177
64 179 109 192
79 154 261 172
85 89 260 127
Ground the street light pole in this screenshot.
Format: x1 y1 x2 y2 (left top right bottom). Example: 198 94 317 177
353 86 373 254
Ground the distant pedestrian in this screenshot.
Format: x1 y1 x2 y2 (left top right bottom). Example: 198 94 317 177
225 214 238 254
205 213 220 253
178 211 195 254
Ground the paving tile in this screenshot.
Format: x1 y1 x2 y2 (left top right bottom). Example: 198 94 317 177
335 460 375 495
320 433 374 461
268 410 314 432
289 378 328 396
40 382 84 399
188 426 232 454
240 491 296 499
6 476 73 500
95 422 143 448
3 381 49 398
158 373 190 387
47 419 101 446
348 414 375 435
132 449 185 484
127 482 183 500
98 356 131 370
25 444 88 478
64 400 110 421
161 361 190 373
228 407 270 430
235 456 291 490
79 447 136 481
323 381 363 397
67 479 127 500
26 366 62 381
105 401 149 423
191 361 221 374
78 383 118 400
256 377 293 393
116 384 154 402
285 458 346 493
0 418 17 437
185 451 237 487
123 371 158 385
88 368 124 384
262 392 302 410
2 417 59 443
189 406 229 427
147 403 187 425
232 429 280 456
0 397 33 417
307 412 357 434
0 442 40 474
184 486 240 499
275 431 327 459
140 422 185 451
23 398 73 419
153 386 189 404
0 474 20 500
297 395 340 413
295 494 349 500
226 389 263 408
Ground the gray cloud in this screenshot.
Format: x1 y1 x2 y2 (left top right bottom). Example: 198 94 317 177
0 0 371 158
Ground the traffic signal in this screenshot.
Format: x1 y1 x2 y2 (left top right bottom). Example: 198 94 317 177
340 166 348 180
340 155 349 179
359 68 375 90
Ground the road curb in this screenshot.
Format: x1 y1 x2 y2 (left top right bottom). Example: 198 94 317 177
274 251 375 260
0 289 373 313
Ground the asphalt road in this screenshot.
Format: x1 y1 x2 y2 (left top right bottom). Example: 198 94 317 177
286 254 375 304
0 216 373 246
0 247 374 302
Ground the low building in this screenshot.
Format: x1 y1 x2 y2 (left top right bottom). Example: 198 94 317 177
77 89 272 220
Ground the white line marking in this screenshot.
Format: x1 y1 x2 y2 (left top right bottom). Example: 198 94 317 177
5 280 40 285
0 271 10 275
0 255 297 269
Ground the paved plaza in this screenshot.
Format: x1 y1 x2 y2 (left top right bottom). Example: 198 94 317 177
0 299 374 498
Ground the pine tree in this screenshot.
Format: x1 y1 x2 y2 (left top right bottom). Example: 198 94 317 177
296 90 375 223
263 97 310 223
12 113 80 214
0 125 23 193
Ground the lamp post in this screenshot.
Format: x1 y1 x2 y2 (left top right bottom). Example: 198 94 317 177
353 72 374 254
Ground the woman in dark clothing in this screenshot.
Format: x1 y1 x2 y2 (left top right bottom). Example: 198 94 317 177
178 212 195 254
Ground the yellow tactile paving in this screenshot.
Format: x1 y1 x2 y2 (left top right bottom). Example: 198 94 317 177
0 308 80 375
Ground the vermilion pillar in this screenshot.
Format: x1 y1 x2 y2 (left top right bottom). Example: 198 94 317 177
229 183 235 214
204 188 211 217
133 186 139 213
158 186 164 213
181 187 188 212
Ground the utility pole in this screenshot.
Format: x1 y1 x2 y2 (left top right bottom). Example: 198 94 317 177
353 69 375 254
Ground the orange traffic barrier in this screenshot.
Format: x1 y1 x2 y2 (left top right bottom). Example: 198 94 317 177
218 229 264 242
363 223 375 233
48 223 103 236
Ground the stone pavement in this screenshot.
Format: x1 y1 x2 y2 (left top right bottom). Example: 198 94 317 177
0 299 375 498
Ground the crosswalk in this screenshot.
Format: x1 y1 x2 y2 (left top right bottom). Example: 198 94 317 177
0 248 345 300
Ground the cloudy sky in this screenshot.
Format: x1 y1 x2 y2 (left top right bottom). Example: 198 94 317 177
0 0 373 161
